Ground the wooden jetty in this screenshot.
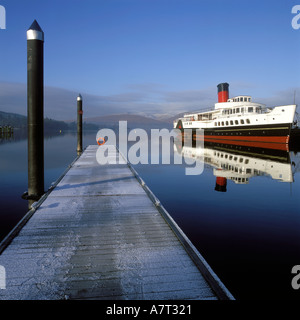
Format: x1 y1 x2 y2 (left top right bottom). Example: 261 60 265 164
0 145 233 300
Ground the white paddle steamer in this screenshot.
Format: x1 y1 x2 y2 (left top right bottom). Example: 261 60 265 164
174 83 297 148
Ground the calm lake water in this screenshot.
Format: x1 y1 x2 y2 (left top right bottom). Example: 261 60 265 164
0 128 300 300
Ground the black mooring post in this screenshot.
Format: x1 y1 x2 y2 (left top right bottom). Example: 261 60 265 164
77 94 83 155
26 20 44 204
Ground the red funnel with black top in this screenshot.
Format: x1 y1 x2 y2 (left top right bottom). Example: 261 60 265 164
217 83 229 103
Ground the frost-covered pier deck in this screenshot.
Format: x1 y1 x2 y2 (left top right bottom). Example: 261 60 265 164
0 145 233 300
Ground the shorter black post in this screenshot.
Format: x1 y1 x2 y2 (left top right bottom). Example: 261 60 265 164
77 94 83 154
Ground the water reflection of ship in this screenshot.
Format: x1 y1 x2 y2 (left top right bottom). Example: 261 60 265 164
174 139 300 192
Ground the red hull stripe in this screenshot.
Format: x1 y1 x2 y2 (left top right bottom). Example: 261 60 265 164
190 134 290 144
193 136 289 151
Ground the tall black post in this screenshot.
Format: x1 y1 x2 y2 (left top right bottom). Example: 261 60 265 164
77 94 83 154
27 20 44 203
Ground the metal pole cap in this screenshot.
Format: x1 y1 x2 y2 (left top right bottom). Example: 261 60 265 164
27 20 44 42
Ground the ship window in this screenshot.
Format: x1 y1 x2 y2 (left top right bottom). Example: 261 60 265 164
214 122 217 126
229 109 232 114
240 119 244 124
241 97 244 102
221 121 224 126
236 108 240 113
230 120 233 125
235 120 238 125
246 119 250 124
248 107 253 112
218 122 220 126
226 121 229 125
241 108 244 113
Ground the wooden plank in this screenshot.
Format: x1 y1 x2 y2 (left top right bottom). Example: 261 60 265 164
0 145 233 300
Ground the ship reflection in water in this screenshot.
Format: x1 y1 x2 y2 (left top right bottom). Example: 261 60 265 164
173 138 299 192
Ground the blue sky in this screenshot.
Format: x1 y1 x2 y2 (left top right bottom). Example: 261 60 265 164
0 0 300 120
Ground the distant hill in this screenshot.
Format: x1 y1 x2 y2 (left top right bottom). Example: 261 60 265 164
0 110 69 132
66 121 99 131
85 113 170 125
164 112 186 123
0 110 176 132
0 110 98 132
0 111 27 127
